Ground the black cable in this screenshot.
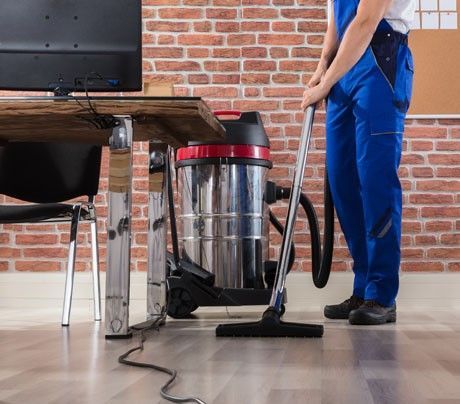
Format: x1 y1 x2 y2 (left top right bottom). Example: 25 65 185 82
166 148 181 265
62 71 118 130
118 315 206 404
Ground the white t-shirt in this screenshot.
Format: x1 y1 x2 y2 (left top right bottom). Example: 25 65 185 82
385 0 417 34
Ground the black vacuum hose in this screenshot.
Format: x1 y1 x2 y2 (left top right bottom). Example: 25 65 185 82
269 210 296 274
275 173 335 288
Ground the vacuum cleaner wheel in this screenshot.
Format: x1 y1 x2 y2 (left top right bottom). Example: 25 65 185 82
167 287 198 319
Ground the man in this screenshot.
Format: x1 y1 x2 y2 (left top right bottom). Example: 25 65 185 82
301 0 415 325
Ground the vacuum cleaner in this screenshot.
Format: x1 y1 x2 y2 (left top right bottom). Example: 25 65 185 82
165 106 335 336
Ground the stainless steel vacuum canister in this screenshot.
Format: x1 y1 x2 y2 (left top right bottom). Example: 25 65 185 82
175 111 272 289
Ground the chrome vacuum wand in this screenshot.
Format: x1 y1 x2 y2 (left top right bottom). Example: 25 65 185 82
216 105 324 338
270 105 315 312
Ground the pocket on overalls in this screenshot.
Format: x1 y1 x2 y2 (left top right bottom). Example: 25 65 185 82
371 41 398 91
369 111 405 136
404 51 414 109
394 47 414 114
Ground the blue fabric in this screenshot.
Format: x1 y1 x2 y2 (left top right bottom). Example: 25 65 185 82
327 0 414 306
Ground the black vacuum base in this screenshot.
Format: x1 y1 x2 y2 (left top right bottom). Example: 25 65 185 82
167 272 286 319
216 308 324 338
105 332 133 340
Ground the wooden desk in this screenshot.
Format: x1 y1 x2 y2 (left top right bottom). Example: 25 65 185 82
0 96 225 338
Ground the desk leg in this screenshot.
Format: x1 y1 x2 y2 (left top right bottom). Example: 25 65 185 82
105 116 133 339
147 143 169 323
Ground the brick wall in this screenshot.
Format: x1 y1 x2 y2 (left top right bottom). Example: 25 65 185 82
1 0 459 274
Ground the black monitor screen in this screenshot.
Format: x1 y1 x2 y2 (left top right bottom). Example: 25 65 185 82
0 0 142 93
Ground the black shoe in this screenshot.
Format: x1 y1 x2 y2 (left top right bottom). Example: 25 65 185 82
349 300 397 325
324 296 364 319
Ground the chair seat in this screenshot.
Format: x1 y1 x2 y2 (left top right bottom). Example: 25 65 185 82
0 203 91 224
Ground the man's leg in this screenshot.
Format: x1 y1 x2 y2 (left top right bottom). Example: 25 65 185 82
353 113 403 309
324 83 369 317
350 44 410 312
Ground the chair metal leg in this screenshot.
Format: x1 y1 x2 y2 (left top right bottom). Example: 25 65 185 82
62 205 81 327
89 204 102 322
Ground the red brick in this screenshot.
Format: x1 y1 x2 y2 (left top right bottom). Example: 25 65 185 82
158 8 202 19
143 0 180 4
404 126 448 138
227 34 256 46
427 248 460 259
206 8 237 19
213 0 240 5
157 35 176 45
279 60 317 72
307 35 325 45
270 47 289 58
233 100 279 111
244 88 260 97
241 73 270 84
416 180 460 192
215 22 240 32
188 74 209 84
242 47 268 58
409 193 454 204
436 141 460 151
188 48 210 58
146 21 189 32
194 21 212 32
421 206 460 218
16 234 59 245
272 21 295 32
428 154 460 165
178 34 224 46
143 47 183 58
193 86 238 98
448 262 460 271
258 34 305 45
280 8 326 19
204 61 240 71
241 22 270 31
425 221 453 232
298 21 328 32
242 8 279 18
15 261 62 272
412 167 434 178
212 47 240 58
155 61 201 71
243 60 276 71
291 47 323 58
264 87 304 97
212 74 241 84
401 261 444 272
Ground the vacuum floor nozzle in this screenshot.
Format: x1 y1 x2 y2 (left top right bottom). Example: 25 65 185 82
216 308 324 338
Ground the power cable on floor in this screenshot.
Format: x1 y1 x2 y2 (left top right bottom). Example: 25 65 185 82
118 315 207 404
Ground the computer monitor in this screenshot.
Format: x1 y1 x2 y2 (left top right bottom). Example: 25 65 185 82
0 0 142 94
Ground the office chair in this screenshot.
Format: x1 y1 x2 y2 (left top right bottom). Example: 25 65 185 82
0 142 102 326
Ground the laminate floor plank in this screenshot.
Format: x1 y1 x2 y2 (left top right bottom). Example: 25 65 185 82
1 307 460 404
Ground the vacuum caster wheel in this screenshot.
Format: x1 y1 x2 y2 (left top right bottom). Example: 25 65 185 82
167 287 198 319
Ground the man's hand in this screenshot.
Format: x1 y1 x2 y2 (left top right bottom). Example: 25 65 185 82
301 81 331 110
308 62 328 88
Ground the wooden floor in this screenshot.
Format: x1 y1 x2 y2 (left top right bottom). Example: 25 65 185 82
1 306 460 404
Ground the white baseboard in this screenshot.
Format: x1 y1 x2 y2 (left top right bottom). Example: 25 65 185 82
1 272 459 310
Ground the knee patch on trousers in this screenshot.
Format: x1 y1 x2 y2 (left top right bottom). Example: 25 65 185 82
369 209 393 239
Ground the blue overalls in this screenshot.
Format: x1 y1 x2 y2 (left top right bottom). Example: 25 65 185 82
326 0 414 306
